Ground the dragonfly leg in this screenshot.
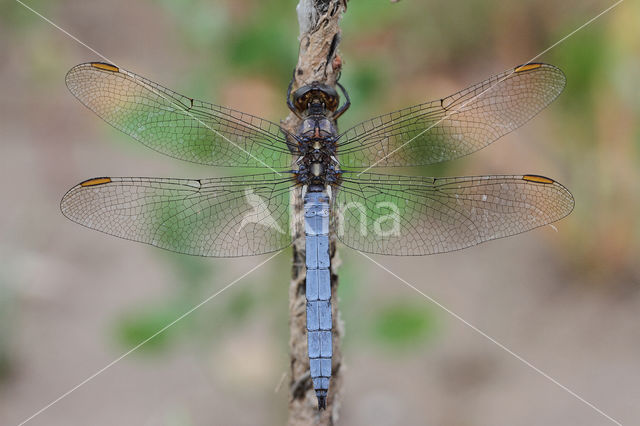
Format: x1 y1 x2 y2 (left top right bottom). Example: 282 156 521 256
333 81 351 121
286 70 301 117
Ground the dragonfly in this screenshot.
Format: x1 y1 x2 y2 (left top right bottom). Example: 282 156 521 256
61 61 574 409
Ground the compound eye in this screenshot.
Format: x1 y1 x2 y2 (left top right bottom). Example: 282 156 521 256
294 94 307 110
293 86 314 111
324 94 339 111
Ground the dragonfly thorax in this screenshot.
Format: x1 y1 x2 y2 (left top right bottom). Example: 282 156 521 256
297 116 336 139
295 116 340 187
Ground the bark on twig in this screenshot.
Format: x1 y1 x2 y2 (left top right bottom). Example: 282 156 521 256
282 1 347 424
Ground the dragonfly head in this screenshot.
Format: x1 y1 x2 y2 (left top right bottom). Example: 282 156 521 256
292 82 340 116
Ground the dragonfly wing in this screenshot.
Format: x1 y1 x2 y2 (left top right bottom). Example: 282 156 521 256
334 173 574 255
336 63 565 168
61 173 294 257
66 62 297 168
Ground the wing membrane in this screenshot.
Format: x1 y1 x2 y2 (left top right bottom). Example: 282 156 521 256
334 173 574 255
336 63 565 168
61 173 295 257
66 63 297 168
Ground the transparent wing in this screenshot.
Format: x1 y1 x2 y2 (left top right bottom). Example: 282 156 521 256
334 173 574 255
60 173 295 257
336 63 565 168
66 62 297 168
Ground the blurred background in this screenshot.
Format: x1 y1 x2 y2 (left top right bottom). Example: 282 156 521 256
1 0 639 425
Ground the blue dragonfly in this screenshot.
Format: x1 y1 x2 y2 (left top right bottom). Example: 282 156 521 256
61 61 573 409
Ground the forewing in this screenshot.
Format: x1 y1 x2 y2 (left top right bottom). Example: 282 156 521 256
66 62 297 168
334 173 574 255
336 63 565 168
61 174 294 257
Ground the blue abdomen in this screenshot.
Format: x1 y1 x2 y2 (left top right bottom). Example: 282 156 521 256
304 190 332 409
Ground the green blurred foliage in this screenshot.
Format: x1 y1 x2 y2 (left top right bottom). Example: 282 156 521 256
156 0 297 87
338 252 439 352
155 0 230 46
339 61 389 126
0 0 47 31
225 288 255 322
226 19 297 81
115 304 188 353
113 253 214 353
554 28 608 124
371 303 438 351
167 254 214 286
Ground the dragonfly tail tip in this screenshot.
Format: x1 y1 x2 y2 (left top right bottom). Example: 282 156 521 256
317 394 327 410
